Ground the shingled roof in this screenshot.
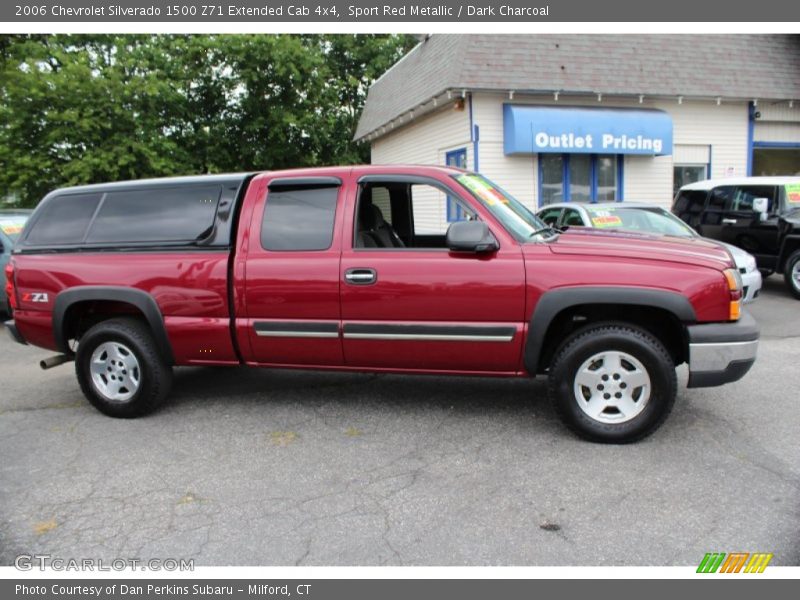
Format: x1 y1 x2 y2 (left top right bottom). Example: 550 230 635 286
355 34 800 141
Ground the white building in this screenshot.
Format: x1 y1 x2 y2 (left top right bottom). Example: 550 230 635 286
355 35 800 230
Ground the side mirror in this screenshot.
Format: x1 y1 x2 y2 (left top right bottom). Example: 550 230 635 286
753 197 769 221
446 221 498 253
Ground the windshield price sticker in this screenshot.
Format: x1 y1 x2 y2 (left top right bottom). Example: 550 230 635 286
786 183 800 204
591 215 623 228
1 222 24 235
457 175 507 206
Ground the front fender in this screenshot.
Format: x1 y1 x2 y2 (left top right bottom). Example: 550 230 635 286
523 286 696 374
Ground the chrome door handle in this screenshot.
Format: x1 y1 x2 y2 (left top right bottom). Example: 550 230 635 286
722 218 738 224
344 268 377 285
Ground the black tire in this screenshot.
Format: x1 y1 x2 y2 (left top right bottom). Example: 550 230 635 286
548 323 677 443
75 317 172 418
783 250 800 300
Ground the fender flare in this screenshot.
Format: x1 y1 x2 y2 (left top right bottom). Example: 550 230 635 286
52 286 175 364
523 286 696 374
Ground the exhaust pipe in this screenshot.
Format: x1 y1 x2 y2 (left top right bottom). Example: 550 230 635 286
40 355 73 370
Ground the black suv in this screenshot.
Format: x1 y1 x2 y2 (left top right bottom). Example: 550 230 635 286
673 177 800 298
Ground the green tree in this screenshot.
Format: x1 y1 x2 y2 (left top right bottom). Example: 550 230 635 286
0 34 415 207
313 34 417 165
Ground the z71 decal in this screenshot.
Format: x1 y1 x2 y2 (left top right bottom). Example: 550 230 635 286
22 292 50 303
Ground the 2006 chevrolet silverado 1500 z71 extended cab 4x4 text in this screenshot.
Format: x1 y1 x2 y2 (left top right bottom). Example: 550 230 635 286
4 166 759 443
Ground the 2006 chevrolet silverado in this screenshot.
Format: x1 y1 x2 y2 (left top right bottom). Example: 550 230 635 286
4 166 759 442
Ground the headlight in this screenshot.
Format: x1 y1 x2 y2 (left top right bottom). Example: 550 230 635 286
723 268 743 321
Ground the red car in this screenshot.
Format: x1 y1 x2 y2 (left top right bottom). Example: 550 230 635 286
4 166 758 442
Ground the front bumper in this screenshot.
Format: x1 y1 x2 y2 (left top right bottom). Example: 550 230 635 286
4 319 28 345
686 310 759 388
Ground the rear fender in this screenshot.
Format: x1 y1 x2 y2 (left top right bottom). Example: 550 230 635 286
52 286 174 364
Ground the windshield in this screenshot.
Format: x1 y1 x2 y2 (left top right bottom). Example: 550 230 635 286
454 173 547 241
0 217 28 242
583 206 696 238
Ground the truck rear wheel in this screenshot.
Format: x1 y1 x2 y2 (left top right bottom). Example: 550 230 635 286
548 323 676 443
75 317 172 418
784 250 800 299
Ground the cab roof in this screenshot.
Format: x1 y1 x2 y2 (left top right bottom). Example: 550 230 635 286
45 173 253 196
44 165 468 196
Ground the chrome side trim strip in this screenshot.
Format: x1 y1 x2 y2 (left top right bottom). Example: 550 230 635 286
253 322 518 343
255 331 339 339
343 332 514 342
253 321 339 339
342 323 517 343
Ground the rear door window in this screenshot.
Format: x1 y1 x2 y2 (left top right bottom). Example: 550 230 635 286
86 185 222 244
261 185 338 251
25 193 102 245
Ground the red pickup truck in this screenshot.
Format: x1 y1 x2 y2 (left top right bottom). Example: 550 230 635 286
4 165 759 442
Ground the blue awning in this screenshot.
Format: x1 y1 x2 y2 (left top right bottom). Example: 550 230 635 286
503 105 673 156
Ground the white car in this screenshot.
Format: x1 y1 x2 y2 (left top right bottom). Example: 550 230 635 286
536 202 762 303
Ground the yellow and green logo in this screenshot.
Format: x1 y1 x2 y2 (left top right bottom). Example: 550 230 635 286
697 552 773 573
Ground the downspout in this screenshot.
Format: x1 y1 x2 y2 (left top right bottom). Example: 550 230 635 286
746 102 755 176
469 93 480 172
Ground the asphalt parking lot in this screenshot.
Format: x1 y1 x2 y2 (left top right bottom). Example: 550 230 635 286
1 277 799 567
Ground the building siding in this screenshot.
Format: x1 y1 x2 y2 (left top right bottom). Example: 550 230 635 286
673 144 711 164
471 94 538 210
368 92 787 216
754 121 800 143
371 101 471 167
467 93 749 208
757 104 800 123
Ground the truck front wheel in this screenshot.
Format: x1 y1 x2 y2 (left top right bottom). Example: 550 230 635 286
783 250 800 299
75 317 172 418
548 323 676 443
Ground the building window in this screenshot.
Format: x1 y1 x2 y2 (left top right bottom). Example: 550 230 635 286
540 154 565 204
569 155 592 202
445 148 468 221
539 154 622 205
673 164 708 195
595 155 619 201
752 147 800 176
